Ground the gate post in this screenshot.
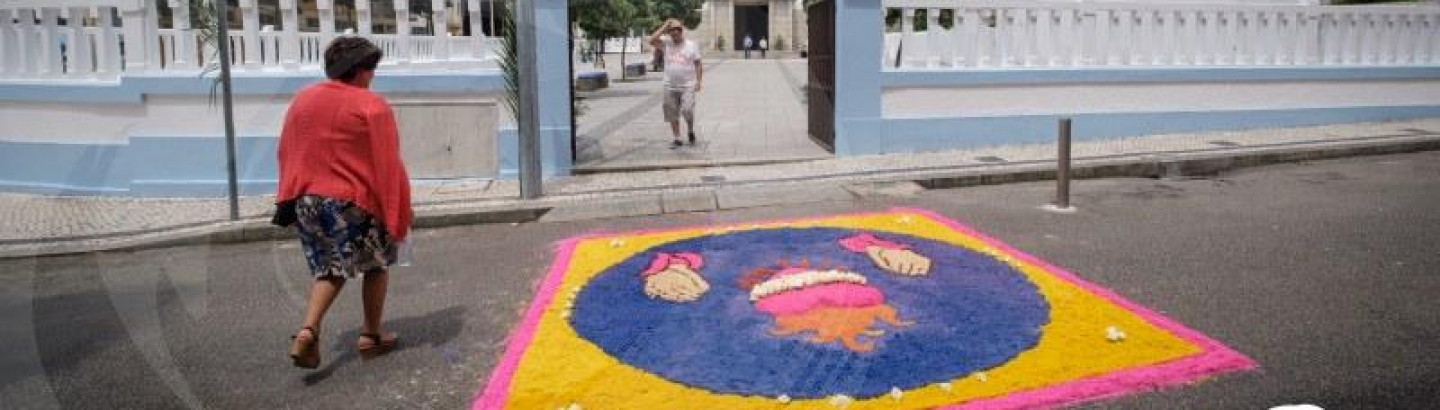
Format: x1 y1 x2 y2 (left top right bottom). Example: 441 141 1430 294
517 0 573 198
832 0 885 155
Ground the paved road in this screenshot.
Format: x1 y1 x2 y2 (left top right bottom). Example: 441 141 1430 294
2 151 1438 409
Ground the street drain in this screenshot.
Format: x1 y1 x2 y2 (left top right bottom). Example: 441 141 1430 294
700 175 726 183
975 156 1007 163
1208 140 1241 147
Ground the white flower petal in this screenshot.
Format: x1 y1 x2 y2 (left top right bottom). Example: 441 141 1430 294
890 387 904 400
938 382 953 392
777 395 791 404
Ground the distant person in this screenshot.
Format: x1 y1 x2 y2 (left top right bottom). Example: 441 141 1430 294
743 34 753 59
275 37 412 369
759 37 768 59
650 18 704 148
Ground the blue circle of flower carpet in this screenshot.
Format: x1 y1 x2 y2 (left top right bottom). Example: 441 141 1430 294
569 227 1050 399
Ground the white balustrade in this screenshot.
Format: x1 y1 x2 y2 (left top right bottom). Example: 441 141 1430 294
0 0 497 81
884 0 1440 70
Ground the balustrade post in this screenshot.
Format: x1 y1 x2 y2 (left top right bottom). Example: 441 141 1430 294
18 8 37 76
1376 13 1388 64
240 0 261 68
97 6 120 78
1096 9 1113 66
68 7 94 78
926 7 940 67
468 0 483 46
1399 14 1416 65
280 0 298 69
395 0 411 66
962 9 980 67
318 0 335 51
39 8 62 77
1035 8 1053 66
1427 14 1439 64
0 9 12 76
433 0 450 64
357 0 372 35
900 7 914 68
120 1 149 72
169 0 194 69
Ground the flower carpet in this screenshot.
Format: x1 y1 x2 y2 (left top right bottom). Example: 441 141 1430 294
473 208 1255 409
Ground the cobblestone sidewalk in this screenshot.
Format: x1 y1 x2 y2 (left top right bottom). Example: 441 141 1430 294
2 118 1437 245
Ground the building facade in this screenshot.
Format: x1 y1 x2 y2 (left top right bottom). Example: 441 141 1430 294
692 0 808 52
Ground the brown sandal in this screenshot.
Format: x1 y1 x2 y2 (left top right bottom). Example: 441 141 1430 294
357 332 398 360
289 326 320 369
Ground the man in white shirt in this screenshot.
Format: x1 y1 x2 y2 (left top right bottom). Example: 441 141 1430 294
649 19 705 148
759 37 768 59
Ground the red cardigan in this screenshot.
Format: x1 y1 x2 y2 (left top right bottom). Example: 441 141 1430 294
276 81 412 241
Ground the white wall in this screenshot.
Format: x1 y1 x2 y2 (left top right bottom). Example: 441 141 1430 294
884 80 1440 118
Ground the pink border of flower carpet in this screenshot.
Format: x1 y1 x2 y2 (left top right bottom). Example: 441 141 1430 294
471 207 1257 410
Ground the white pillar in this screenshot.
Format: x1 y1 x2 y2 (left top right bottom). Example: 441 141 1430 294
120 1 149 72
926 7 941 67
240 0 261 68
467 0 483 59
432 0 450 63
395 0 411 66
280 0 299 68
169 0 195 69
39 8 62 77
1036 8 1054 67
357 0 373 35
318 0 335 50
0 9 13 76
96 6 120 78
68 7 94 78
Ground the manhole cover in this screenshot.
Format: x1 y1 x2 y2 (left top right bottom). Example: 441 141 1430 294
700 175 726 183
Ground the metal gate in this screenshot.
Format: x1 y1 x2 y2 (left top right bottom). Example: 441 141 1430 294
806 0 836 152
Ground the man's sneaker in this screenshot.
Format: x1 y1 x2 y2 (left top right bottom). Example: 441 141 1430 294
688 132 697 146
670 139 683 149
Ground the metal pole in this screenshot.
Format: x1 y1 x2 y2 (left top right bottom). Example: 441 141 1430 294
1056 117 1072 210
217 0 241 220
516 0 544 199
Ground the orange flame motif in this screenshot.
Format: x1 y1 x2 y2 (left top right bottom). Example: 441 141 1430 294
743 259 913 353
769 305 911 353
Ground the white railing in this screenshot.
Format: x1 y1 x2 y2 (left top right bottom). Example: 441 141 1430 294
884 0 1440 69
0 0 500 81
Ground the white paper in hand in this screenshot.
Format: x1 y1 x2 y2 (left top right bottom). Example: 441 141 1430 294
396 237 415 267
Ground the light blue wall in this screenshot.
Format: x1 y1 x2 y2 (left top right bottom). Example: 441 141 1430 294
831 1 1440 156
882 66 1440 88
833 0 885 157
0 71 505 103
536 0 574 176
0 71 514 196
860 106 1440 155
0 136 278 197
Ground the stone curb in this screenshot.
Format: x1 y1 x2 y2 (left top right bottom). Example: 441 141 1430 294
3 134 1437 260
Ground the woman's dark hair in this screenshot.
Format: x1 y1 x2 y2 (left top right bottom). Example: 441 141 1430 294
324 37 383 82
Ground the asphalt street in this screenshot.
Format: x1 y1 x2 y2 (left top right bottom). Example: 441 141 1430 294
2 151 1438 410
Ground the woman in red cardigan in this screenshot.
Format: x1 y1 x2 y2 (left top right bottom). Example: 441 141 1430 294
278 37 413 369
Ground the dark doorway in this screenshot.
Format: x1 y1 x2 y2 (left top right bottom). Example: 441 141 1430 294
734 5 769 50
806 0 835 151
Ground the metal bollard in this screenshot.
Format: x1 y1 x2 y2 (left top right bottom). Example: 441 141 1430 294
1056 118 1072 210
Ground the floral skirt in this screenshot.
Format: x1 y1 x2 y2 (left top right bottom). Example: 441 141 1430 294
294 195 396 278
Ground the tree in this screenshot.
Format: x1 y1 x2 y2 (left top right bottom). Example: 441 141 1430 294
572 0 669 80
651 0 703 29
